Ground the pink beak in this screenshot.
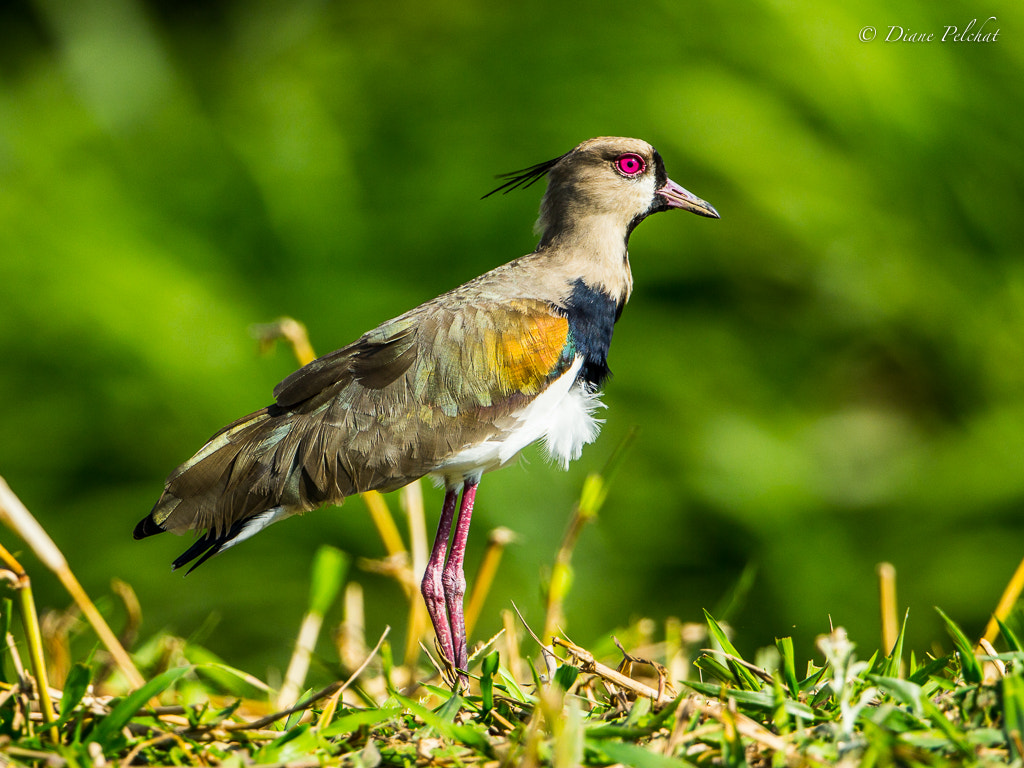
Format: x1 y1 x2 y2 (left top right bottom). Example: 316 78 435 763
657 178 720 218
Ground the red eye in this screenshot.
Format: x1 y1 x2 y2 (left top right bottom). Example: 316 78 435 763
615 153 646 176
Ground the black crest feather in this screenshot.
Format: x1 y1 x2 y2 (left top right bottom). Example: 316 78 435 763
481 153 568 199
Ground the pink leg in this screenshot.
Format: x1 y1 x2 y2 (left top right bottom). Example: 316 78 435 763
442 481 478 675
421 488 459 667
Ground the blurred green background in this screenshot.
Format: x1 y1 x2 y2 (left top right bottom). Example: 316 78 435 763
2 0 1023 677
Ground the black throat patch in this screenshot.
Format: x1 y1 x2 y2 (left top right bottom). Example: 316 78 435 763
562 279 621 387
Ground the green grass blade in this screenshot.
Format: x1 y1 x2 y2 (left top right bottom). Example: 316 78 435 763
770 677 790 731
556 698 585 768
480 650 499 713
694 653 738 685
623 696 651 728
775 636 798 696
0 598 11 685
392 692 458 739
1002 674 1024 760
322 705 402 737
908 654 952 686
921 697 973 757
434 689 464 723
497 667 533 704
88 665 190 747
879 609 909 678
309 545 348 616
681 680 817 720
712 561 758 624
998 617 1024 653
254 723 321 764
451 722 493 752
392 691 489 751
587 696 682 739
595 739 696 768
183 644 273 695
702 610 763 690
554 663 580 691
935 607 982 685
59 662 92 719
799 662 829 693
867 674 924 717
380 640 397 696
703 609 742 659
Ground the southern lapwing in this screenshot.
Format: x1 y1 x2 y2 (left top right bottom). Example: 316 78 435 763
134 136 718 679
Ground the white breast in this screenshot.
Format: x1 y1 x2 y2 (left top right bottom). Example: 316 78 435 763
430 356 605 488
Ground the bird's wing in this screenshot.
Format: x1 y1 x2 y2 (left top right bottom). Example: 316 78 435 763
142 297 573 540
271 298 575 487
272 317 420 407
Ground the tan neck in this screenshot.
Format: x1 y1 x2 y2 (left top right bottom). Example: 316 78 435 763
538 211 634 305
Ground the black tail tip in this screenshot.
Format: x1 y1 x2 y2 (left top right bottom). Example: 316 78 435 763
133 515 165 540
171 531 226 574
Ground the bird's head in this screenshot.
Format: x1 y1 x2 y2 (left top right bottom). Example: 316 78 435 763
485 136 719 245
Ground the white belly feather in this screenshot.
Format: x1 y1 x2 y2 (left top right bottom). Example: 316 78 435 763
430 356 605 487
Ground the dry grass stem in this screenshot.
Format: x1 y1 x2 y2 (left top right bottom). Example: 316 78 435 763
225 626 390 732
691 695 796 759
552 636 673 705
501 608 523 682
982 554 1024 646
465 526 516 637
362 491 408 562
0 548 58 741
277 611 325 710
251 316 316 367
400 481 428 664
0 476 145 690
877 561 899 654
512 602 557 679
337 581 367 671
699 648 773 684
979 637 1006 683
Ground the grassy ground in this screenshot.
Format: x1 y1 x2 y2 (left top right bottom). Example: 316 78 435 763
2 468 1023 768
2 326 1023 766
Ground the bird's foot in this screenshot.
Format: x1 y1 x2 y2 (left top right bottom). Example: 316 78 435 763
433 638 469 691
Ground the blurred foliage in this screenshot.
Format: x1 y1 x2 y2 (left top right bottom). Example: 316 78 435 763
1 0 1023 677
